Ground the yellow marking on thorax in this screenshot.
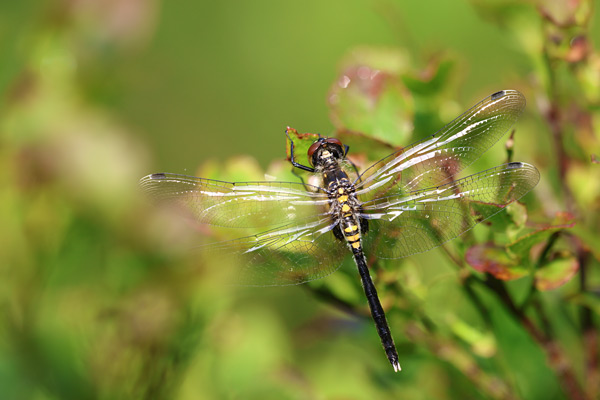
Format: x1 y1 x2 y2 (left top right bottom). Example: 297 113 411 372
338 188 344 194
341 204 351 212
351 242 361 249
344 225 358 233
338 195 348 203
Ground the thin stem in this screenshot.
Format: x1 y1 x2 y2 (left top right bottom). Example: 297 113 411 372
505 129 515 164
439 242 465 269
463 276 492 326
520 232 561 311
539 18 577 214
305 284 363 319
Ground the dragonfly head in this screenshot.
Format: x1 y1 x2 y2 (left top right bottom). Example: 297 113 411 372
307 137 346 167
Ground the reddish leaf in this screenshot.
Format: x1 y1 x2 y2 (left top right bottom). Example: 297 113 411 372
535 254 579 291
465 243 528 281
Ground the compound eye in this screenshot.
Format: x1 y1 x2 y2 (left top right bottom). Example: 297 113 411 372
307 140 322 165
324 138 343 147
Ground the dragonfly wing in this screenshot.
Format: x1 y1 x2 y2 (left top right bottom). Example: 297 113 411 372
141 172 350 286
356 90 526 201
140 172 330 228
360 162 539 259
201 217 349 286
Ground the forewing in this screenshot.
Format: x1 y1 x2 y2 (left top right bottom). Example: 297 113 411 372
360 162 540 259
356 90 526 201
141 172 350 286
140 172 329 228
200 217 349 286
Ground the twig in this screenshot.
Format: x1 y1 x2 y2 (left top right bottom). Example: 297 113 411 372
539 18 577 215
463 275 492 326
519 232 561 311
439 242 465 269
505 129 515 164
305 284 363 319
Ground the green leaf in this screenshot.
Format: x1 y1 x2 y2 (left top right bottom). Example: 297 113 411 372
506 201 528 228
285 127 320 169
567 292 600 315
449 317 497 357
401 58 454 95
198 156 265 182
328 66 414 146
535 254 579 291
507 212 576 255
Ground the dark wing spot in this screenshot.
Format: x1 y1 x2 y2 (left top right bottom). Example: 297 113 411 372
150 173 167 179
491 90 505 101
507 162 523 169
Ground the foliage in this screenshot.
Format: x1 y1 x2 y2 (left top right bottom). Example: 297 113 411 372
1 1 600 399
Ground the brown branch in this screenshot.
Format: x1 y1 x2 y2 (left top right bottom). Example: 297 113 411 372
544 101 576 214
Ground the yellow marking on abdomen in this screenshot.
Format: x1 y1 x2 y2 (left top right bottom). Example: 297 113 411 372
341 204 351 212
351 242 361 249
346 234 361 242
337 195 348 203
344 225 358 233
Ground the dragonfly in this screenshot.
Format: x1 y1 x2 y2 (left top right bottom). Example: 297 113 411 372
140 89 540 372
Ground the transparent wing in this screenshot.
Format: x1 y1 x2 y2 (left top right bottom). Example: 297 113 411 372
140 172 330 228
201 217 349 286
355 90 526 201
360 162 540 259
140 172 350 286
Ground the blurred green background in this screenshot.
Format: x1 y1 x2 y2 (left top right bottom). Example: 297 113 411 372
2 1 600 399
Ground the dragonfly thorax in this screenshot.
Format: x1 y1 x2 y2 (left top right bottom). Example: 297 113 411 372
323 167 367 252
